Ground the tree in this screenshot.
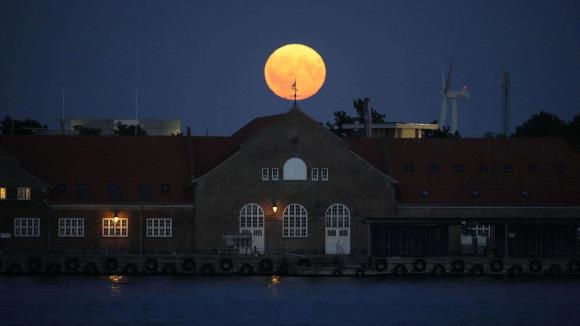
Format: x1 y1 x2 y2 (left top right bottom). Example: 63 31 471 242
1 116 47 135
512 111 564 137
422 120 460 138
326 97 386 137
73 125 102 135
563 113 580 148
114 122 147 136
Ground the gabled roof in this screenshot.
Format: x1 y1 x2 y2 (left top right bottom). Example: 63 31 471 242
230 113 285 142
0 148 49 188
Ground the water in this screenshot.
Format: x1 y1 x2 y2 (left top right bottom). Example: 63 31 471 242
1 276 579 325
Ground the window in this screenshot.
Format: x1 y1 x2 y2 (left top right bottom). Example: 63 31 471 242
139 184 152 201
479 164 489 173
261 168 269 181
321 168 329 181
14 218 40 237
556 163 566 174
471 189 480 197
77 184 89 201
240 203 264 230
160 184 171 193
311 168 319 181
271 168 279 181
146 218 172 237
419 189 430 197
528 163 538 173
283 203 308 238
282 157 307 180
58 218 84 237
55 184 66 193
107 184 121 201
0 187 6 200
325 203 350 234
17 187 31 200
520 190 530 198
503 164 513 173
453 164 464 173
430 164 440 173
404 164 414 173
102 218 128 237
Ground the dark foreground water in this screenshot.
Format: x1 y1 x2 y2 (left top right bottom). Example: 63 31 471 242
1 276 579 325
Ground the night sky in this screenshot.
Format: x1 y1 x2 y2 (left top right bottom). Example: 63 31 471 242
1 0 578 137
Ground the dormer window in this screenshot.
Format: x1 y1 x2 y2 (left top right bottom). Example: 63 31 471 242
283 158 307 180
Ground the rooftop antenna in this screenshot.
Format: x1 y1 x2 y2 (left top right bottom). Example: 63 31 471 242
216 96 222 136
291 78 298 109
501 71 511 136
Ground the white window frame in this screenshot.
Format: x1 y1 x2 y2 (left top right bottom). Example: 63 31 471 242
102 218 128 237
14 218 40 237
17 187 31 200
311 168 319 181
146 218 173 238
321 168 329 181
240 203 264 230
282 203 308 238
271 168 279 181
0 187 6 200
58 218 85 237
261 168 269 181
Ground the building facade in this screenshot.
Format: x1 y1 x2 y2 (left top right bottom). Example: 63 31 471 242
1 109 579 260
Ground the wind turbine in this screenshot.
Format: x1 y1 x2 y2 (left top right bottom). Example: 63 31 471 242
439 63 470 134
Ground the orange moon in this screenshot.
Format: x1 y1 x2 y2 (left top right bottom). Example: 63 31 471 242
264 44 326 101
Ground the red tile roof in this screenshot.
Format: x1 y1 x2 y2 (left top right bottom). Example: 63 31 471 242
348 137 580 206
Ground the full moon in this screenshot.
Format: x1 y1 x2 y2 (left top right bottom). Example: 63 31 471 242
264 44 326 101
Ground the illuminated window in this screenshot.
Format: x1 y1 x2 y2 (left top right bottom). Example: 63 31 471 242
283 203 307 238
311 168 319 181
325 203 350 236
0 187 6 200
271 168 279 181
261 168 269 181
17 187 31 200
102 218 128 237
321 168 329 181
58 218 85 237
283 158 307 180
14 218 40 237
146 218 172 237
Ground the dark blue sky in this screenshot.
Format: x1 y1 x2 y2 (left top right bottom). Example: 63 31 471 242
1 0 578 136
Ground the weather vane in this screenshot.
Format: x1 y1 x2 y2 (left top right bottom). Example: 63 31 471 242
291 78 298 109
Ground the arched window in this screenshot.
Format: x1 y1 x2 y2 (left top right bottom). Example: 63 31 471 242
283 203 308 238
325 203 350 230
239 203 264 230
283 157 307 180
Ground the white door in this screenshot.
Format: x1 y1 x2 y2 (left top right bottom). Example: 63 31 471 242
240 203 265 254
325 204 351 255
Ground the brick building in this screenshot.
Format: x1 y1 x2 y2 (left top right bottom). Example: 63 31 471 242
1 108 579 259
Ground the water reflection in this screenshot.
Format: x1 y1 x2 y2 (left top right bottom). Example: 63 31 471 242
268 275 281 296
108 275 126 296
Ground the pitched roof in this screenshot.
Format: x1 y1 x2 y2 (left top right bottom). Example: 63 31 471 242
349 137 580 206
230 113 285 141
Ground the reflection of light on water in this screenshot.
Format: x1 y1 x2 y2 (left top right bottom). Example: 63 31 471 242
268 275 281 296
109 275 124 296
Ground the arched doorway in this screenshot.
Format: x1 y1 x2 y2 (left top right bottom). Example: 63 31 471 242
240 203 265 254
325 203 351 254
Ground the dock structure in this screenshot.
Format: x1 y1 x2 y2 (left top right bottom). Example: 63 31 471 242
1 109 579 275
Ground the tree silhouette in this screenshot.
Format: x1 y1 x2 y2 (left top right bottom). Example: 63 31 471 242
1 116 46 135
326 97 386 137
114 122 147 136
512 111 564 137
74 125 102 135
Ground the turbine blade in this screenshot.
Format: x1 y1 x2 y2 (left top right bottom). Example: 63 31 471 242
444 62 454 94
439 96 447 128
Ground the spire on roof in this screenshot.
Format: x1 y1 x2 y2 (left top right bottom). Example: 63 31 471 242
291 78 299 110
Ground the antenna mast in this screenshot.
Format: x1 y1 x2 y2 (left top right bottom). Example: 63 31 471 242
291 78 298 109
135 52 140 121
60 43 65 134
501 71 511 136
